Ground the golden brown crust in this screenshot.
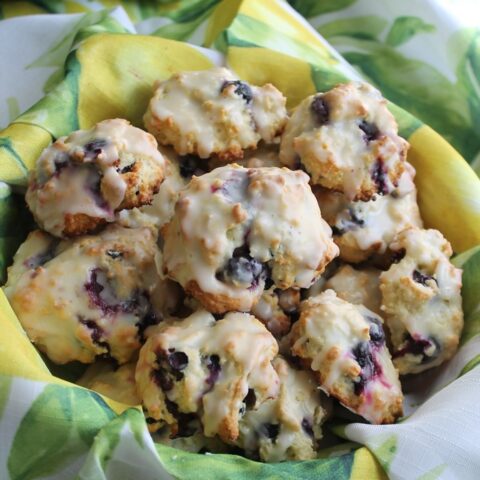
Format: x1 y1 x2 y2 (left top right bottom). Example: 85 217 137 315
186 280 260 314
63 213 106 237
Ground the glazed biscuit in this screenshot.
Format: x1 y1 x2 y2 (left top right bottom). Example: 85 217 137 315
4 225 164 364
234 357 329 462
163 165 338 313
144 67 287 161
288 290 403 424
380 228 463 375
135 310 280 442
280 82 408 200
26 119 166 237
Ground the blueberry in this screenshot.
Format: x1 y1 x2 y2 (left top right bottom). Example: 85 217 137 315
371 159 389 195
119 162 136 174
79 317 110 353
53 153 70 175
224 256 265 287
310 95 329 125
85 269 116 315
213 170 250 202
261 423 280 440
393 334 440 364
85 269 150 318
121 290 150 315
136 309 160 342
301 418 314 438
391 248 406 264
359 120 380 142
152 349 186 390
24 239 60 269
84 139 108 160
332 207 364 236
85 166 109 210
367 317 385 346
412 270 437 287
353 342 374 370
204 354 221 392
352 341 382 395
168 351 189 371
152 368 174 391
106 249 123 259
349 208 365 227
218 244 266 289
221 80 253 104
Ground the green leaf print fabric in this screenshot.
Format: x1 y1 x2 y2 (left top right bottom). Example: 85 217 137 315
0 1 479 480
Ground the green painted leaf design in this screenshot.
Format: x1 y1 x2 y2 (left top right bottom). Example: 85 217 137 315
18 51 81 138
318 16 388 41
340 39 477 159
385 16 435 47
288 0 357 19
459 354 480 377
387 102 422 139
0 376 11 419
0 138 28 176
27 11 128 95
156 443 354 479
310 64 349 92
452 246 480 268
227 14 338 69
135 0 219 23
158 0 219 23
7 384 115 480
85 409 131 470
454 248 480 345
453 29 480 164
153 12 209 42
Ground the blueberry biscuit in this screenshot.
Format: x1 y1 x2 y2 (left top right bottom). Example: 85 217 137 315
288 290 403 424
78 360 140 406
26 119 166 237
144 68 287 161
135 310 280 442
324 264 382 315
280 82 408 200
163 165 338 313
234 357 329 462
5 225 163 364
316 167 422 262
380 228 463 375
